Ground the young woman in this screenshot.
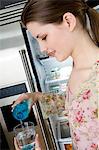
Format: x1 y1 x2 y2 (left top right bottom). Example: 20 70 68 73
13 0 99 149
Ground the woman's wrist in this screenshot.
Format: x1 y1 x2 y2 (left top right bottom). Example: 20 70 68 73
33 92 43 103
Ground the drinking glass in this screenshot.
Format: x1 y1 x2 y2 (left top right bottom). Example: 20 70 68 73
13 122 36 150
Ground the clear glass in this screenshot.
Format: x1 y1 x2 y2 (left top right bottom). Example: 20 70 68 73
13 122 36 150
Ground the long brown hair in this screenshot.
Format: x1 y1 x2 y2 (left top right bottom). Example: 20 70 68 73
21 0 99 44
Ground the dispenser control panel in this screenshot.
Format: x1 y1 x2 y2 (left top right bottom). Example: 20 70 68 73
0 83 27 99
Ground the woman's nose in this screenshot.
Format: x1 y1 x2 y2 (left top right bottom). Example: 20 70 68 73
39 43 48 53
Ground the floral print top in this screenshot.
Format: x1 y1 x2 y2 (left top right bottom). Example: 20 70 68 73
40 60 99 150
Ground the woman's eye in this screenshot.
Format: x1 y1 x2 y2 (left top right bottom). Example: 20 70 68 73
42 36 47 40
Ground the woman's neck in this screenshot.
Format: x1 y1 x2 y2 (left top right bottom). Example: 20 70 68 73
71 31 99 70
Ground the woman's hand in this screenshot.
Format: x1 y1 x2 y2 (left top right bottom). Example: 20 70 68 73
12 92 42 108
14 134 42 150
35 134 42 150
14 137 20 150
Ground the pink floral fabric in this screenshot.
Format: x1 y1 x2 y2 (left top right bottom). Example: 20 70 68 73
40 60 99 150
67 60 99 150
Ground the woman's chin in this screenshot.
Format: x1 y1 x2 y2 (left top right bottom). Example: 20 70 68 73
55 56 66 62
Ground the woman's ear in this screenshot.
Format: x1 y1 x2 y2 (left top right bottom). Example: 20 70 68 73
63 12 76 32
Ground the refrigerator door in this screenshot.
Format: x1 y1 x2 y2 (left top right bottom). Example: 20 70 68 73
0 48 37 150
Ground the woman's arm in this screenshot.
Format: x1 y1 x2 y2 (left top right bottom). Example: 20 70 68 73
40 92 67 118
12 91 68 119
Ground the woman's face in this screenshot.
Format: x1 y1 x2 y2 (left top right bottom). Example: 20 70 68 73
27 21 73 61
